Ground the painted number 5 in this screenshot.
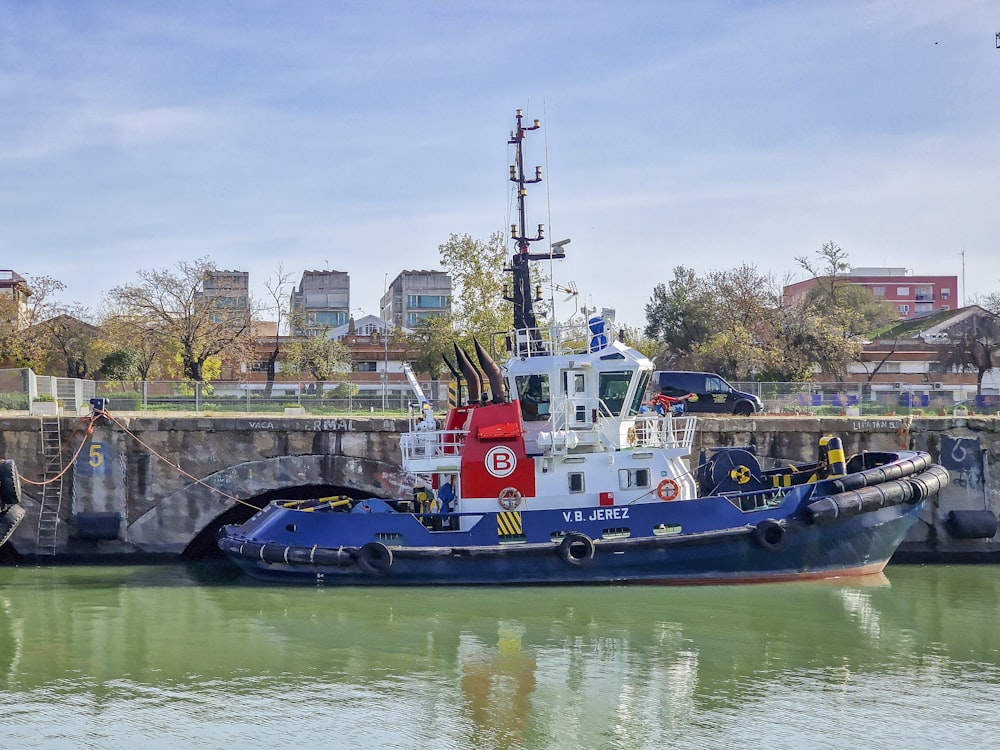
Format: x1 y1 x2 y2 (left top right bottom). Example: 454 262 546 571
89 443 103 469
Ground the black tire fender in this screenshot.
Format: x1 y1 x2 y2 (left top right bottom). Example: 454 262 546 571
356 541 394 575
0 459 21 510
558 532 595 565
753 519 786 551
0 504 26 547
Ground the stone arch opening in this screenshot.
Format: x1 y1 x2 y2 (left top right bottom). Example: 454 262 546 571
182 481 378 560
126 454 411 560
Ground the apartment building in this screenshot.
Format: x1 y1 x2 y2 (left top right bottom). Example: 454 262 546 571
784 267 958 320
290 270 350 336
379 270 451 330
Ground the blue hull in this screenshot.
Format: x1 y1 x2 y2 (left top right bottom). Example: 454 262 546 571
218 486 928 586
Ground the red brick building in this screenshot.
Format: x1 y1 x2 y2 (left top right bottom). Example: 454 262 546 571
784 267 958 320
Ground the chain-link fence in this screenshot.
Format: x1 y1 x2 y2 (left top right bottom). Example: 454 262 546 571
731 381 1000 416
2 368 997 417
89 380 453 416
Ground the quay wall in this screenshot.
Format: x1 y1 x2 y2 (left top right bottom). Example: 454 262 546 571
0 413 997 562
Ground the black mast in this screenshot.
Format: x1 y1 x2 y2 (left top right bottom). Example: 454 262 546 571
507 109 564 353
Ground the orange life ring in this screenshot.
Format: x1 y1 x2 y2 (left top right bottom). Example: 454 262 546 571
498 487 523 511
656 478 680 501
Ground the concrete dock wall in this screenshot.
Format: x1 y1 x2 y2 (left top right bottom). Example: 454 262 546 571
1 413 997 561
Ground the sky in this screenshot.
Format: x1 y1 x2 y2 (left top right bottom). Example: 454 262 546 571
2 1 998 329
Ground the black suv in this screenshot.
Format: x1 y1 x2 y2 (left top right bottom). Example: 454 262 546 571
652 371 763 416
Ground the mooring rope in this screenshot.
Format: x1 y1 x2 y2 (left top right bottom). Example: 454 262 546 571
17 409 261 510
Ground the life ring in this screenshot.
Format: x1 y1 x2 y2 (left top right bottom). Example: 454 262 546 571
355 541 393 575
498 487 523 511
558 532 595 565
753 519 786 551
0 459 21 510
656 478 680 501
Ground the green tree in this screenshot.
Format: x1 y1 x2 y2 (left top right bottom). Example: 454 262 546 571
97 311 167 382
281 318 352 397
643 266 715 362
438 230 552 357
793 242 896 381
770 301 862 382
403 314 457 406
617 324 659 360
439 231 510 345
406 315 454 378
97 349 141 381
644 263 787 379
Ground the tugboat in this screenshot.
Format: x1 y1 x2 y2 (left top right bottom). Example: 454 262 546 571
218 110 950 585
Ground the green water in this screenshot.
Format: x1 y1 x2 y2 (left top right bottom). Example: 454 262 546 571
2 563 999 749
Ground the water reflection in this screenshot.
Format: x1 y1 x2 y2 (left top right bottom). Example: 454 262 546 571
2 564 1000 748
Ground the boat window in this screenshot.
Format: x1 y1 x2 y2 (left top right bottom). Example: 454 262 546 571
514 374 550 422
618 468 651 489
598 371 632 416
563 371 586 396
568 473 585 493
628 370 651 416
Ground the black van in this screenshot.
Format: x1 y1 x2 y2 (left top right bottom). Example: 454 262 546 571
652 371 763 416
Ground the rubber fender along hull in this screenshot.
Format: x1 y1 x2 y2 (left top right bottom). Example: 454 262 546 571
805 466 950 525
218 503 921 587
814 452 931 495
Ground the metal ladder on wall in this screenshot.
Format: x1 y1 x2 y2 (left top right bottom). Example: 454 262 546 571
36 416 63 556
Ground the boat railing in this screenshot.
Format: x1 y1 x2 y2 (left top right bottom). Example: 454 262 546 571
633 413 697 451
505 318 620 358
399 428 469 468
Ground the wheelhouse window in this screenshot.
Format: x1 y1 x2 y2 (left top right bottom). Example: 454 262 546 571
598 371 633 416
514 374 550 421
629 370 651 416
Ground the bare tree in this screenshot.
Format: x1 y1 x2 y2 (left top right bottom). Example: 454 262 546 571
260 265 293 398
1 274 99 376
35 305 101 378
107 258 257 381
935 310 1000 397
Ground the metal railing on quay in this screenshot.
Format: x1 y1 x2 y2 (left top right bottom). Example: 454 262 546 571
730 381 999 417
1 368 997 417
89 380 452 416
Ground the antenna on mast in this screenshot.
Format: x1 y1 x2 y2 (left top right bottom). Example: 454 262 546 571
505 109 566 355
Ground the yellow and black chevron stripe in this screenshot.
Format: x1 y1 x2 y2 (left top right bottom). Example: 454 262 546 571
498 511 523 537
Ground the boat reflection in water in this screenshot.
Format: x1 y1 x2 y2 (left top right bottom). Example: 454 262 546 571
2 565 1000 748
